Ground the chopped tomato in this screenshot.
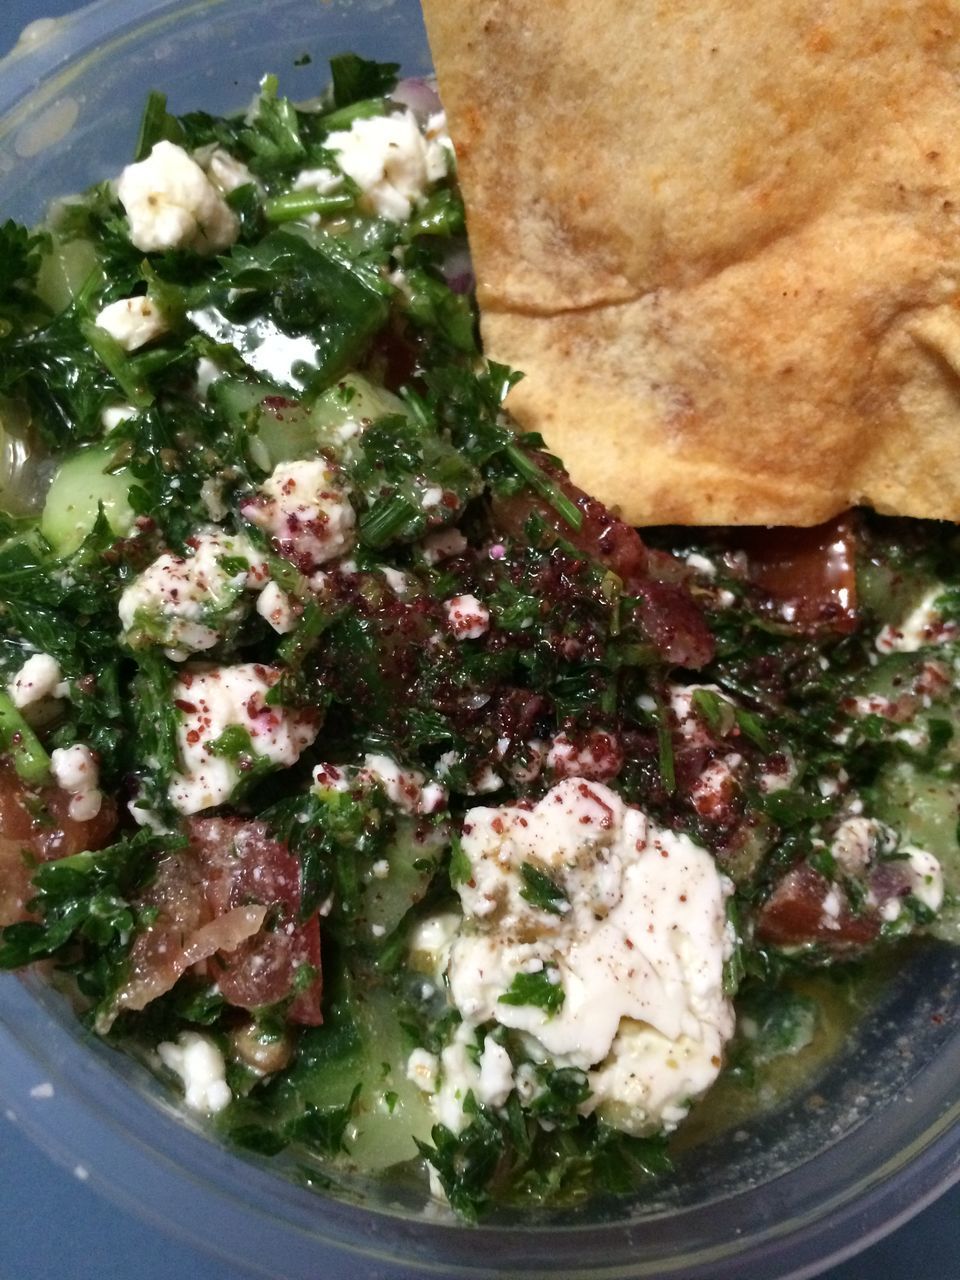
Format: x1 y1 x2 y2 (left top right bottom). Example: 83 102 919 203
190 818 323 1025
735 513 859 633
756 862 878 950
117 818 322 1025
492 456 714 668
0 762 117 926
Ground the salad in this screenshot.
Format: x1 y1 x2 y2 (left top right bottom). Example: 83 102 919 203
0 55 957 1220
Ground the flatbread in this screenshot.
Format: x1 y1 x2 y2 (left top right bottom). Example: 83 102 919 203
422 0 960 525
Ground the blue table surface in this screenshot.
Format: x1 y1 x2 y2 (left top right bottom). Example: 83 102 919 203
0 3 958 1277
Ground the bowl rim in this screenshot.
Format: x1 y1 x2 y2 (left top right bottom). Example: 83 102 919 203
2 967 959 1280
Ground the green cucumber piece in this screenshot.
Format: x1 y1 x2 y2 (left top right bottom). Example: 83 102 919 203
283 983 434 1171
35 235 102 315
41 444 134 553
213 372 408 470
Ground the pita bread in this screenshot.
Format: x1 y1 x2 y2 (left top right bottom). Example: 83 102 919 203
422 0 960 525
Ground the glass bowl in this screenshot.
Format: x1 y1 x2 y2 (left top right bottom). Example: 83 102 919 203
0 2 958 1276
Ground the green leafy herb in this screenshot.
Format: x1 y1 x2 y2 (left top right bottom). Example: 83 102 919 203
134 91 187 161
499 967 565 1015
328 54 399 109
519 863 569 916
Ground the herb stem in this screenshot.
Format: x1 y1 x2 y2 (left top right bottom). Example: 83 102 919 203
265 191 355 223
505 444 583 532
0 690 51 784
319 97 388 131
653 702 675 795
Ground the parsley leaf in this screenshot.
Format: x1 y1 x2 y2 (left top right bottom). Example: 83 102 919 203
328 54 399 108
519 863 569 916
189 231 391 398
499 966 565 1015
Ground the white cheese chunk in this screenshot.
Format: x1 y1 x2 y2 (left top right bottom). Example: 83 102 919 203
408 911 462 981
7 653 65 708
157 1031 232 1113
444 594 490 640
546 730 621 780
357 753 447 815
405 1048 440 1095
101 403 138 431
439 778 734 1137
292 166 343 195
240 459 355 571
50 743 102 822
195 357 226 400
310 753 447 817
255 580 297 634
904 845 944 913
420 527 467 565
202 147 256 194
119 530 270 660
94 295 168 351
116 140 239 255
168 663 319 814
668 682 730 745
326 109 450 222
829 816 898 875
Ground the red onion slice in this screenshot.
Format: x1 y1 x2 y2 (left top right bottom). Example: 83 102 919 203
391 76 442 120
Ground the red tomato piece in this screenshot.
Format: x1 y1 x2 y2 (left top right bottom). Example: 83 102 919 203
735 512 859 633
756 862 878 950
188 818 324 1025
0 762 117 926
492 455 714 668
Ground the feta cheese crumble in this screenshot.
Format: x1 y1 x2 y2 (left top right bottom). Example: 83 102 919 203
325 109 450 222
50 743 103 822
311 753 447 816
200 147 256 195
94 295 168 351
830 816 898 875
169 663 319 814
418 779 735 1137
255 580 297 634
444 594 490 640
7 652 66 708
157 1032 232 1113
903 845 944 914
240 459 355 572
101 403 138 432
116 140 239 255
119 530 271 660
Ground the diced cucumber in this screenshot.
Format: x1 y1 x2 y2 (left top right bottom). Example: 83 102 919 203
874 760 960 943
307 373 408 442
846 651 950 707
286 982 434 1171
362 820 445 938
41 444 134 553
212 372 408 471
209 378 266 424
34 235 101 315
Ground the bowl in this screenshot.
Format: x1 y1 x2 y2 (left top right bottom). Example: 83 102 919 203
0 2 958 1277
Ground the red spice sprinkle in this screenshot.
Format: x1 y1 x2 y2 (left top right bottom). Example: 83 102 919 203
174 699 197 713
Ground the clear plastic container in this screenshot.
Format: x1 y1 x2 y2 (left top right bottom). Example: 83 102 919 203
0 3 958 1276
